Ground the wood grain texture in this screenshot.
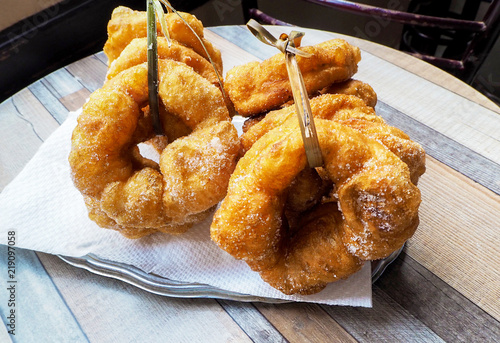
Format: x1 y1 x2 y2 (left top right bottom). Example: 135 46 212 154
6 88 59 141
376 252 500 342
65 54 108 93
0 88 58 190
376 101 500 195
2 24 500 343
208 26 277 63
0 247 88 342
0 322 13 343
217 300 286 342
41 67 84 100
408 156 500 321
59 88 91 112
38 253 253 343
206 26 500 340
321 289 445 343
255 302 357 343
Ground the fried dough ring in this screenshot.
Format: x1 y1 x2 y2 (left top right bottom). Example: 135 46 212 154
69 59 240 238
241 94 426 185
210 119 421 294
320 79 377 107
224 39 361 116
107 37 219 85
104 6 222 75
107 36 234 116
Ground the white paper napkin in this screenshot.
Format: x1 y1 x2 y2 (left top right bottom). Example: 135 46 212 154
0 110 372 306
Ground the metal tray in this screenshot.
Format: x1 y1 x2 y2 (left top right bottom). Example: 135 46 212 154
59 245 402 303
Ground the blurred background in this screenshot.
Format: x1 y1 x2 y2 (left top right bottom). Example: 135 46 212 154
1 0 498 105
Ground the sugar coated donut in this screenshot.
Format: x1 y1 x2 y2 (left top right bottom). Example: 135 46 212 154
69 59 240 238
210 119 421 294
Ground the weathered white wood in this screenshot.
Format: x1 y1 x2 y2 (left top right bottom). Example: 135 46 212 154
0 247 87 342
0 89 59 190
38 253 252 343
376 253 500 342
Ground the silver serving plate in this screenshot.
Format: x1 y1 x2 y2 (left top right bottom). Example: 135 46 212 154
59 245 402 303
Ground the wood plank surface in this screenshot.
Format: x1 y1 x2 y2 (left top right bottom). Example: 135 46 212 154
376 252 500 342
0 322 13 343
255 302 358 343
376 102 500 195
209 24 500 322
1 24 499 343
322 289 445 343
38 253 253 343
217 300 287 342
0 247 88 342
407 156 500 321
0 89 58 190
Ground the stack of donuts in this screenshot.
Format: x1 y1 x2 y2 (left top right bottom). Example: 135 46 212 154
69 6 425 295
210 34 425 295
69 6 240 239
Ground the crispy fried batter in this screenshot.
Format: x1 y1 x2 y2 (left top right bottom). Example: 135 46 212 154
69 59 240 238
241 94 425 185
321 79 377 107
210 119 421 294
106 35 234 116
280 78 378 110
241 78 377 133
107 37 219 86
103 6 223 75
224 39 361 116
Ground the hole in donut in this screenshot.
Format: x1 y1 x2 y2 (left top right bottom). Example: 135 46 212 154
283 167 335 236
157 104 192 143
138 104 193 144
132 104 193 165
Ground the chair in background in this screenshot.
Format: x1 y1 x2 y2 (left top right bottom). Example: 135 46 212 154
242 0 500 86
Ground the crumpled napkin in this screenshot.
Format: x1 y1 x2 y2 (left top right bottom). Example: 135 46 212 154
0 110 372 306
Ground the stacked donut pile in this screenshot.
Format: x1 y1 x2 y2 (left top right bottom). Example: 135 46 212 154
69 7 425 295
69 7 240 239
210 38 425 295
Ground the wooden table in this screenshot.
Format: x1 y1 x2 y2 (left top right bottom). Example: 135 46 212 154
1 25 499 342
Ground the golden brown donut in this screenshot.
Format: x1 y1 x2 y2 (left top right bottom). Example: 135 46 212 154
321 79 377 107
241 94 425 185
106 36 234 117
224 39 361 116
106 37 219 86
103 6 223 75
210 119 421 294
69 59 240 238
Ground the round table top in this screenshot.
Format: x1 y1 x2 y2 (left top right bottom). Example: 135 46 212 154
0 24 499 342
